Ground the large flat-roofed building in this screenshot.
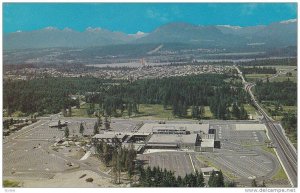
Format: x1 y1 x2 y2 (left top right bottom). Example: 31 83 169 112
92 132 127 144
139 123 210 134
199 139 215 152
146 134 201 150
152 126 188 135
92 122 217 153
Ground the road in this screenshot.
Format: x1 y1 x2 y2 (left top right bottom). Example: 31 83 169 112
235 65 297 187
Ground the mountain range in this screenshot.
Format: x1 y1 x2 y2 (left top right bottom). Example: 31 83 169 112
3 19 297 50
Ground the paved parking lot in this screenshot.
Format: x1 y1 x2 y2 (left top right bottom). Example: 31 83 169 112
3 117 105 180
110 119 141 133
3 140 75 178
138 152 206 177
201 123 279 182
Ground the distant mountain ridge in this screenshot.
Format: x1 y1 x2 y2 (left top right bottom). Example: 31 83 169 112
3 19 297 50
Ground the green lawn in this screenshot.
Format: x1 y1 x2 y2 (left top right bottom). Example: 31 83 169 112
71 103 95 117
245 74 272 82
244 65 297 83
204 106 213 119
282 106 297 112
262 145 276 156
136 104 213 120
3 180 20 187
244 104 258 119
71 103 215 120
271 72 297 83
272 166 288 180
260 103 297 146
258 65 297 83
134 104 175 120
261 104 296 121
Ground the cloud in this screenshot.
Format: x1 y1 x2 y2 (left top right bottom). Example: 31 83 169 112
146 9 169 22
85 27 102 32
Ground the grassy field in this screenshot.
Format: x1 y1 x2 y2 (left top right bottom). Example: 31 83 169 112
272 70 297 83
262 65 296 72
3 180 20 187
244 65 297 83
261 104 296 121
71 103 215 120
134 104 174 120
244 104 258 119
71 103 100 118
135 104 214 120
271 166 288 180
258 65 297 83
204 106 214 119
245 74 272 82
262 145 276 156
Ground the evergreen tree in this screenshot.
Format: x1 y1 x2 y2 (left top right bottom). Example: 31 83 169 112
240 105 248 120
232 102 240 119
93 122 99 135
104 116 110 130
68 106 72 117
111 149 119 183
251 179 257 187
64 126 69 138
225 181 236 187
199 106 205 119
97 116 103 127
75 98 80 109
208 171 216 187
102 142 111 166
172 102 179 116
132 102 139 114
177 176 183 187
128 103 133 117
216 170 225 187
192 106 200 119
79 122 84 136
182 102 188 117
195 170 205 187
261 180 266 187
58 120 62 129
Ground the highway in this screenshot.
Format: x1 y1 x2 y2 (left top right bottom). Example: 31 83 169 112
235 65 297 187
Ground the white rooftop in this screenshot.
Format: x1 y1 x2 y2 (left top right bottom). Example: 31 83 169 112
93 132 126 139
139 123 209 134
201 167 219 173
200 139 214 148
147 134 198 144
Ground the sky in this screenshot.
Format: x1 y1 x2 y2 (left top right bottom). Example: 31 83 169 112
3 3 297 34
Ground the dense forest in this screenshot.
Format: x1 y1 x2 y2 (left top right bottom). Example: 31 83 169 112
86 74 249 119
239 66 276 74
254 80 297 106
136 166 235 187
281 112 297 144
237 58 297 66
254 80 297 144
95 141 137 182
3 77 121 115
4 74 249 119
